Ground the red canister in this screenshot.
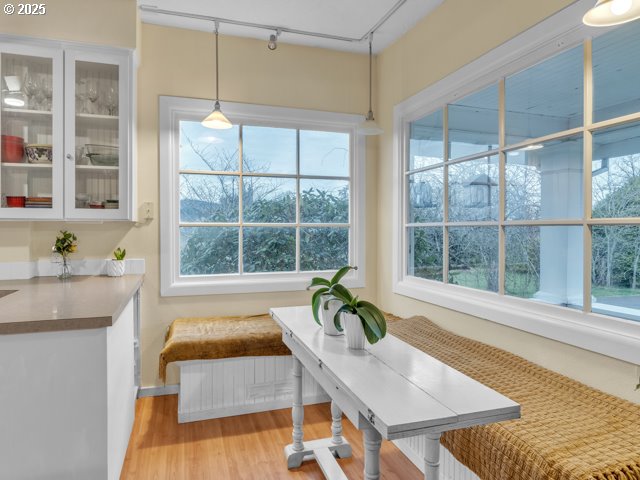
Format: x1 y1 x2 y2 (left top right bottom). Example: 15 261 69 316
6 196 26 208
1 135 25 163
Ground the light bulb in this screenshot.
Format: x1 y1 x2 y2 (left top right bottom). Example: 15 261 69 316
610 0 632 15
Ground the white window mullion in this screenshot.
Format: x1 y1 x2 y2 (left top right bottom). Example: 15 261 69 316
498 78 506 296
442 106 450 283
582 39 593 314
238 125 245 275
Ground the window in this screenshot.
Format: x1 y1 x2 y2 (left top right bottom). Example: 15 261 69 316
160 98 365 295
393 9 640 365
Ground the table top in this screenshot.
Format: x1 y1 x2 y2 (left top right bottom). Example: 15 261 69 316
0 275 143 334
271 306 520 439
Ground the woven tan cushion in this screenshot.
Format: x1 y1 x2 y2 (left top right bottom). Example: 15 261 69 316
388 316 640 480
159 314 290 381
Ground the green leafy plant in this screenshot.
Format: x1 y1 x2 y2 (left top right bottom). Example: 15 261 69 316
307 265 357 326
113 247 126 261
52 230 77 258
327 284 387 345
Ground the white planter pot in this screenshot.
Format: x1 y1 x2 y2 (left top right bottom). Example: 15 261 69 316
320 294 344 336
342 312 366 350
107 259 125 277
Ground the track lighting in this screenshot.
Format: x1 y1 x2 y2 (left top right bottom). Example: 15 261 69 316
268 29 281 51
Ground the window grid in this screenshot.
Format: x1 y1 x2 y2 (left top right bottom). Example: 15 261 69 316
178 124 352 276
404 35 640 314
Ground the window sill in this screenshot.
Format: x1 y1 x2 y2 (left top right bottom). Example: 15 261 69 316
394 276 640 365
161 271 365 297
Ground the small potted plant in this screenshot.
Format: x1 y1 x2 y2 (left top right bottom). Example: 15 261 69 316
107 247 126 277
327 284 387 350
307 265 356 336
52 230 77 280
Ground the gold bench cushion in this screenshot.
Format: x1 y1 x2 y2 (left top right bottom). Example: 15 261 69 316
159 314 290 381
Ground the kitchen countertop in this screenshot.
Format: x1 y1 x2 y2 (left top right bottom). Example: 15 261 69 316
0 274 144 334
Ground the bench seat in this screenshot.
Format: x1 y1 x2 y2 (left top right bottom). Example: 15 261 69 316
388 316 640 480
159 314 290 381
159 314 327 422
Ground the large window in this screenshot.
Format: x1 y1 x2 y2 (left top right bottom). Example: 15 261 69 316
161 98 365 295
395 15 640 363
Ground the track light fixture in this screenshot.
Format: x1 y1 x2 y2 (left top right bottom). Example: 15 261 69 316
268 29 281 51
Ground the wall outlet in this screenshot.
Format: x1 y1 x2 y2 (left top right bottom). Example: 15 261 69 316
141 202 154 221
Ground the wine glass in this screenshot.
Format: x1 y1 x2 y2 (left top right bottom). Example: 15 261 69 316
22 73 37 110
34 76 45 110
75 80 87 114
42 76 53 111
87 83 99 114
104 87 118 116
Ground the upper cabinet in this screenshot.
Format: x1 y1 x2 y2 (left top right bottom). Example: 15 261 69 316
0 38 134 221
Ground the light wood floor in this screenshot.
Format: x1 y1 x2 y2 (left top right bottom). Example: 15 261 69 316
121 395 423 479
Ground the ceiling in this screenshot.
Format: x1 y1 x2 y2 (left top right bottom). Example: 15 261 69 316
138 0 444 54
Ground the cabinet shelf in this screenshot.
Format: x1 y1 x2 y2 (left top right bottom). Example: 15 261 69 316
76 164 118 172
1 162 52 169
2 107 52 116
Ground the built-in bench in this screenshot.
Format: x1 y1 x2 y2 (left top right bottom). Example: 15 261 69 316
388 316 640 480
159 314 328 423
160 313 640 480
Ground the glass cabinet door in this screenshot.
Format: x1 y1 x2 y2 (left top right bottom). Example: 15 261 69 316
65 50 129 219
0 45 63 218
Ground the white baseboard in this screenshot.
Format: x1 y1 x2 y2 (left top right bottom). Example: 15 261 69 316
137 384 179 398
0 258 145 280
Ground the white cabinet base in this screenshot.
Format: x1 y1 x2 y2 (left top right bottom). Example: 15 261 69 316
177 356 329 424
0 298 136 480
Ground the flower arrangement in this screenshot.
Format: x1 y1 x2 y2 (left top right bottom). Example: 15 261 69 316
52 230 77 279
53 230 77 258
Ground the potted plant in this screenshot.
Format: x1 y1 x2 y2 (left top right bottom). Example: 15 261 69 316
307 265 356 336
107 247 126 277
52 230 77 280
327 284 387 350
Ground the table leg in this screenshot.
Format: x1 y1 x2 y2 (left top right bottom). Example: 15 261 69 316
285 356 305 468
363 425 382 480
424 433 442 480
330 401 352 459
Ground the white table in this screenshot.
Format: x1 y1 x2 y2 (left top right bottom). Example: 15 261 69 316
270 306 520 480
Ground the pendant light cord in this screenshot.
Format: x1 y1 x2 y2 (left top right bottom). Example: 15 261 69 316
215 21 220 103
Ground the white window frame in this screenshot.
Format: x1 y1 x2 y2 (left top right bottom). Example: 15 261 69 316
160 96 366 296
392 0 640 365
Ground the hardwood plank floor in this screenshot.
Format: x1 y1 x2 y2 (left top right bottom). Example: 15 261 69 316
121 395 423 479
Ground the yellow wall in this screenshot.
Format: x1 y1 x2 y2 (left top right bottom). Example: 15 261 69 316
0 0 137 49
2 0 638 401
375 0 640 403
1 23 376 387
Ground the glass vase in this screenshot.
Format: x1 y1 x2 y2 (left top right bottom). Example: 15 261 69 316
57 256 72 280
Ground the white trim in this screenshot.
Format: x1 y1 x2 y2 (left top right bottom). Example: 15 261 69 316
391 0 640 366
159 96 366 296
137 385 180 398
0 258 145 280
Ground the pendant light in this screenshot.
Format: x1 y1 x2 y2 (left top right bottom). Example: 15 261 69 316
358 33 383 136
202 21 232 129
583 0 640 26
